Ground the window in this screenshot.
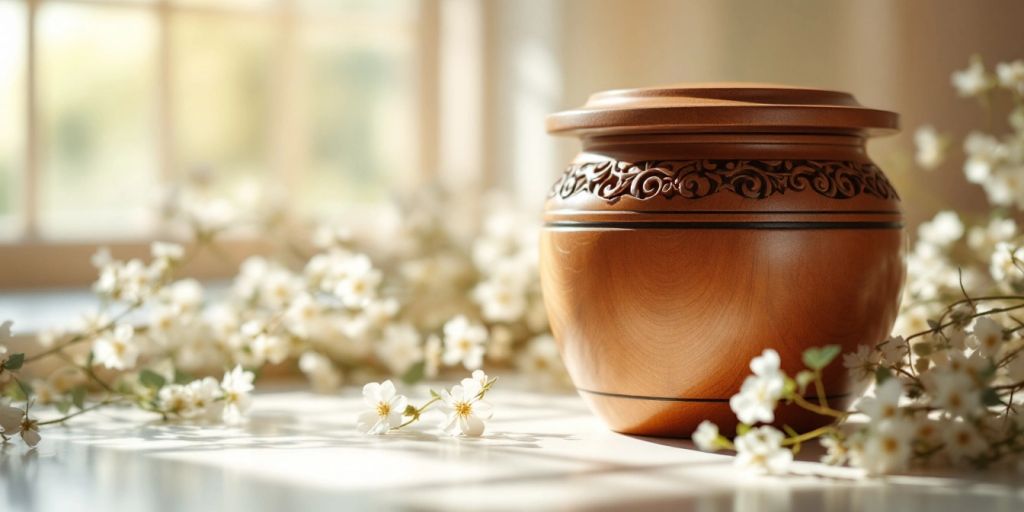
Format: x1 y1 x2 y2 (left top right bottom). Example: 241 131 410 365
0 0 444 287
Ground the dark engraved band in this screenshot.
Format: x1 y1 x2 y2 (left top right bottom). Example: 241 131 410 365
549 159 900 203
577 387 850 403
545 220 903 230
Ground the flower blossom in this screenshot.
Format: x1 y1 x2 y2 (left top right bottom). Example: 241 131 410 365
438 380 493 437
733 426 792 474
728 349 785 425
442 316 488 370
92 324 138 370
357 380 407 435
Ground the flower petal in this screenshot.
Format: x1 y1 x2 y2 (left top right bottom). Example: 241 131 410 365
441 413 460 434
21 428 40 447
390 395 408 415
362 382 382 407
357 410 380 433
0 405 23 433
378 380 396 401
472 400 493 420
461 414 485 437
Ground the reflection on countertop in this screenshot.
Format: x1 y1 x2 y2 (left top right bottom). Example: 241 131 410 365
1 388 1022 512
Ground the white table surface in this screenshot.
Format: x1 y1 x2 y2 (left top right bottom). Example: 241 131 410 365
2 386 1022 512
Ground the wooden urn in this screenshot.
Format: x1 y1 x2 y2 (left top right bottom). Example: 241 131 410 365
540 83 905 437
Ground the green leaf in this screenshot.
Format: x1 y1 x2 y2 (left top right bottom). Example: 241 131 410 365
56 399 72 415
3 353 25 370
173 369 194 385
736 423 752 436
401 361 426 385
875 366 893 384
429 389 441 399
802 345 841 371
139 369 167 390
403 404 418 417
926 319 941 330
71 386 87 410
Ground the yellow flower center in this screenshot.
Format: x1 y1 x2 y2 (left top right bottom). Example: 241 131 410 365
454 401 472 417
376 402 391 417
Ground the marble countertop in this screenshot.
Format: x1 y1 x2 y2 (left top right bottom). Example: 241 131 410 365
1 387 1022 512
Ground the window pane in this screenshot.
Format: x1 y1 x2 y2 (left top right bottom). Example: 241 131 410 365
297 18 418 213
172 13 274 193
0 3 24 240
37 4 159 239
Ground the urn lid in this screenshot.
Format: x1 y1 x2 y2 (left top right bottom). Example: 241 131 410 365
546 83 898 137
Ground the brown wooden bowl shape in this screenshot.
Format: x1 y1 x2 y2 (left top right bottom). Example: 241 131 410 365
540 84 905 437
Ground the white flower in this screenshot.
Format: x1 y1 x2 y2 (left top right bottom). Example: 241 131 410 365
990 242 1023 282
733 426 792 474
298 352 342 393
951 56 992 97
377 324 422 376
855 378 903 421
879 335 909 366
442 316 488 370
357 380 407 435
930 372 981 418
0 404 40 447
283 293 320 339
92 324 138 370
914 125 947 170
968 317 1004 358
159 384 196 417
692 420 721 452
982 167 1024 208
0 402 23 433
729 349 785 425
221 365 255 422
90 247 112 268
843 344 880 382
325 253 381 309
438 380 493 437
473 278 528 323
849 418 914 475
968 217 1017 254
259 268 303 309
963 132 1006 184
918 211 963 247
820 436 848 466
996 59 1024 95
462 369 490 390
187 377 224 420
151 241 185 263
943 420 988 465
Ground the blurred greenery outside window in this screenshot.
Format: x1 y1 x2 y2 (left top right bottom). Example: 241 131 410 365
0 0 423 244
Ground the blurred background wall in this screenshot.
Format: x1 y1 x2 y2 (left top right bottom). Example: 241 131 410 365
485 0 1024 228
2 0 1023 287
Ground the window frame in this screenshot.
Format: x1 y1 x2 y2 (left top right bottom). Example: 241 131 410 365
1 0 444 288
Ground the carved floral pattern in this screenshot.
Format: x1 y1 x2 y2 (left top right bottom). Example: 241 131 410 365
549 160 899 204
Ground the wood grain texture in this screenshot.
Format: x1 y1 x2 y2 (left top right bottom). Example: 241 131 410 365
541 83 904 437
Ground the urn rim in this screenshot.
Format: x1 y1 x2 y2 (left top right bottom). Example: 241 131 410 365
547 82 899 137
